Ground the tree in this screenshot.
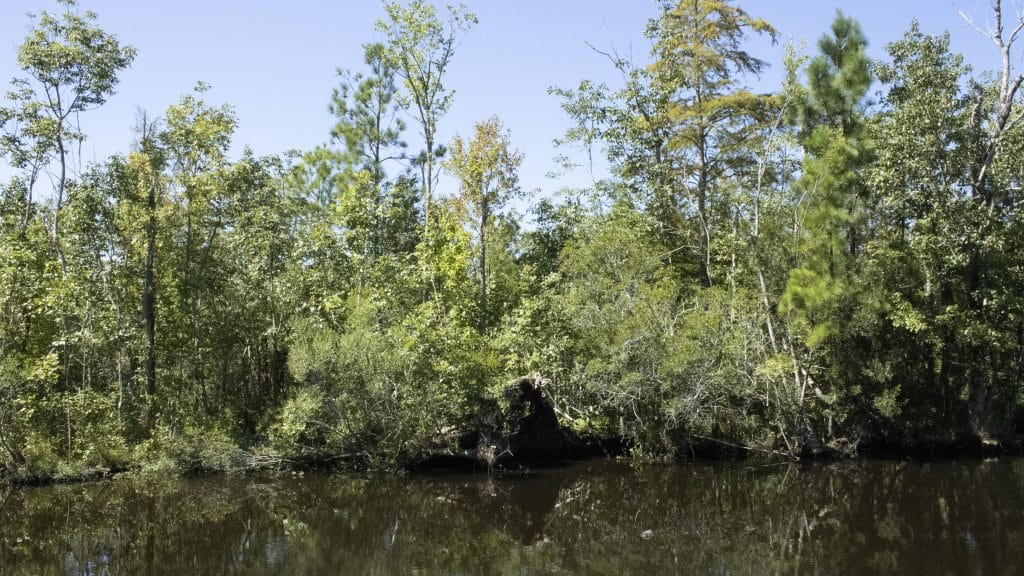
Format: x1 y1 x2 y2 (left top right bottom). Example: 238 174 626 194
96 116 169 411
958 0 1024 435
550 60 680 257
648 0 777 288
0 0 135 458
864 23 971 437
330 42 409 284
148 85 249 425
8 0 136 247
776 12 874 448
791 10 873 266
159 83 236 347
376 0 476 226
444 116 523 332
120 116 167 401
330 42 406 200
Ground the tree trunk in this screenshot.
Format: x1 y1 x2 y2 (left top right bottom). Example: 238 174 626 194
697 127 713 288
479 208 488 332
143 168 158 398
423 133 433 228
55 118 72 457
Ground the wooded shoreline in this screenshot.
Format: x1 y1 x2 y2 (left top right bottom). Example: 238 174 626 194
5 1 1024 482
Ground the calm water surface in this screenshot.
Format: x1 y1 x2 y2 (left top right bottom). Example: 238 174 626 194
1 458 1023 575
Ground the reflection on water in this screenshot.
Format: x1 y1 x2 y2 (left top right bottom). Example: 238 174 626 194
1 459 1023 575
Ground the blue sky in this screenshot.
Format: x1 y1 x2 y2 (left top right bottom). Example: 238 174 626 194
0 1 1009 198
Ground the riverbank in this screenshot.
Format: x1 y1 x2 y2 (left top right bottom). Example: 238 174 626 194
4 377 1018 486
3 431 1018 488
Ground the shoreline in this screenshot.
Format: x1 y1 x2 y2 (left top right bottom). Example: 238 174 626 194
4 434 1017 489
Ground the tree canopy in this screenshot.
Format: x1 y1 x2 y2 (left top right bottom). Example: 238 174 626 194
4 0 1024 478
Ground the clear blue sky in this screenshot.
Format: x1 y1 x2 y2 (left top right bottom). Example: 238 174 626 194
0 1 1008 197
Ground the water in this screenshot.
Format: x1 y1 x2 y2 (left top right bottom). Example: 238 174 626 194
1 458 1023 575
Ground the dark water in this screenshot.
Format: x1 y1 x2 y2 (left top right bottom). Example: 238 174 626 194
1 459 1023 575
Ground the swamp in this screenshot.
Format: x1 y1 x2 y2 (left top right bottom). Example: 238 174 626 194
4 0 1024 572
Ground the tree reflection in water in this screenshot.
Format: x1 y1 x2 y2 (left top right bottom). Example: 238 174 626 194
1 459 1023 575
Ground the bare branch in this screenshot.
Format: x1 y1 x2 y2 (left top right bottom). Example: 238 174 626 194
584 40 631 75
1009 15 1024 43
960 7 992 36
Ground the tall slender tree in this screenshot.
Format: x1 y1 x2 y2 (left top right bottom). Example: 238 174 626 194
2 0 135 456
792 10 873 267
444 116 523 332
958 0 1024 435
11 0 136 249
330 42 408 275
648 0 777 288
376 0 476 227
330 42 407 198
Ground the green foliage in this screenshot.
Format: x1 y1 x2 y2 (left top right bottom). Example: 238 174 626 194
6 0 1024 479
2 0 135 186
331 43 406 188
445 116 524 331
376 0 477 219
